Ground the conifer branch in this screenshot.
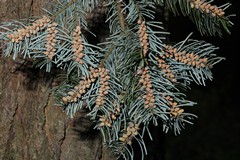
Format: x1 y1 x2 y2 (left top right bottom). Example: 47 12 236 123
100 45 115 68
0 0 235 159
164 0 233 36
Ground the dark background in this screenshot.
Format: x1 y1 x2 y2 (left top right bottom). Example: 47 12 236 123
164 0 239 160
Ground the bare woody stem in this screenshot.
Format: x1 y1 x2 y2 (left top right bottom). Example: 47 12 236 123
51 0 76 21
99 45 115 68
115 0 126 32
99 1 126 67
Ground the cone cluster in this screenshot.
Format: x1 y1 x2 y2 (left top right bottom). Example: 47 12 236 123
164 95 178 107
163 95 184 118
72 26 84 64
119 122 139 145
7 16 51 43
62 67 99 104
99 115 112 127
44 22 58 60
164 45 208 68
171 107 184 118
138 67 156 109
137 19 149 57
190 0 225 17
155 57 176 82
98 103 122 128
110 104 121 120
96 68 111 108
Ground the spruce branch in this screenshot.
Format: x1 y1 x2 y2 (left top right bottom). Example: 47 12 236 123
0 0 235 159
164 0 234 36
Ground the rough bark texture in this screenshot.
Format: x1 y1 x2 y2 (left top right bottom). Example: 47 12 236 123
0 1 116 160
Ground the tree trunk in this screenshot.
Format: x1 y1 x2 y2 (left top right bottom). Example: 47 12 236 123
0 1 116 160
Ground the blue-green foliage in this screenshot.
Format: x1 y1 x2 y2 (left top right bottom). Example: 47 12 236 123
0 0 233 159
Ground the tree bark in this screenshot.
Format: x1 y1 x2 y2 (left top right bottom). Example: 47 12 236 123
0 1 116 160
